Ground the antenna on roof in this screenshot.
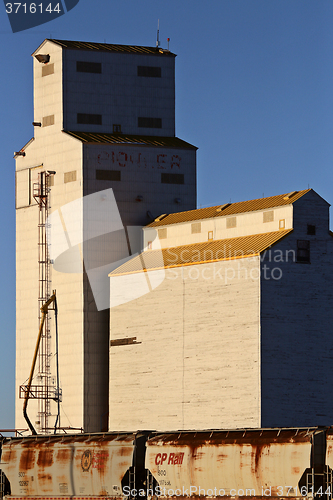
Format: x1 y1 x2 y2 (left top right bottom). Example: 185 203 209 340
156 19 160 48
167 38 170 50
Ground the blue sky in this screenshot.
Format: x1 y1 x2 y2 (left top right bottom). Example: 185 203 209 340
0 0 332 430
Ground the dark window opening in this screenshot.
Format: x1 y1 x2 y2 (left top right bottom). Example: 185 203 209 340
138 117 162 129
96 170 121 181
77 113 102 125
113 124 122 133
161 173 184 185
307 225 316 235
76 61 102 73
137 66 161 77
297 240 310 263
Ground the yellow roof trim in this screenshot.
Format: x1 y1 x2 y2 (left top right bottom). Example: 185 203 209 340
110 229 293 277
110 252 261 277
147 189 311 228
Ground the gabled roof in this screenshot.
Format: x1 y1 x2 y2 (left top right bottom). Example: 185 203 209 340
110 230 292 276
33 39 175 57
63 131 197 149
147 189 311 227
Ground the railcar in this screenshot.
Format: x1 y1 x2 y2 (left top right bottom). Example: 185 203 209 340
1 428 333 500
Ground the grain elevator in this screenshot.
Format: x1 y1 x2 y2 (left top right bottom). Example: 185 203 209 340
15 39 197 433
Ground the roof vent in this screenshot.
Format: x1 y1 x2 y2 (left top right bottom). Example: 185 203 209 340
216 203 231 212
283 191 298 200
154 214 168 222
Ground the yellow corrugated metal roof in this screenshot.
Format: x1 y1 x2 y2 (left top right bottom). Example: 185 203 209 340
64 131 197 149
147 189 311 227
110 230 292 276
47 39 176 56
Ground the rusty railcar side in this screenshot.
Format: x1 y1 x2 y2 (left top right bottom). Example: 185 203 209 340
146 428 325 499
0 432 135 498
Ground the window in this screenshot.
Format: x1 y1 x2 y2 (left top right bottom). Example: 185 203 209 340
42 115 54 127
191 223 201 234
147 241 152 250
161 173 184 185
208 231 213 240
137 66 161 77
226 217 236 229
158 228 167 239
263 211 274 223
77 113 102 125
64 171 76 183
42 63 54 77
96 170 121 181
279 219 285 229
76 61 101 73
307 225 316 235
138 117 162 128
297 240 310 263
113 124 121 133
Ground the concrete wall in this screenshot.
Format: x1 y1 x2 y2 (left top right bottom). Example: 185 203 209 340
260 190 333 427
34 40 176 137
84 143 197 227
16 38 197 433
62 49 175 136
81 141 196 431
109 257 261 431
33 42 63 136
15 131 84 432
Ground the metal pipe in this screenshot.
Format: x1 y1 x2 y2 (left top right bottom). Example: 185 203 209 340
54 295 61 433
23 293 56 435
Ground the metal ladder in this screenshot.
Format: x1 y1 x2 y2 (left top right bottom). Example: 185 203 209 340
325 467 333 500
129 466 135 498
306 469 315 497
0 470 5 499
306 467 333 500
146 469 155 498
